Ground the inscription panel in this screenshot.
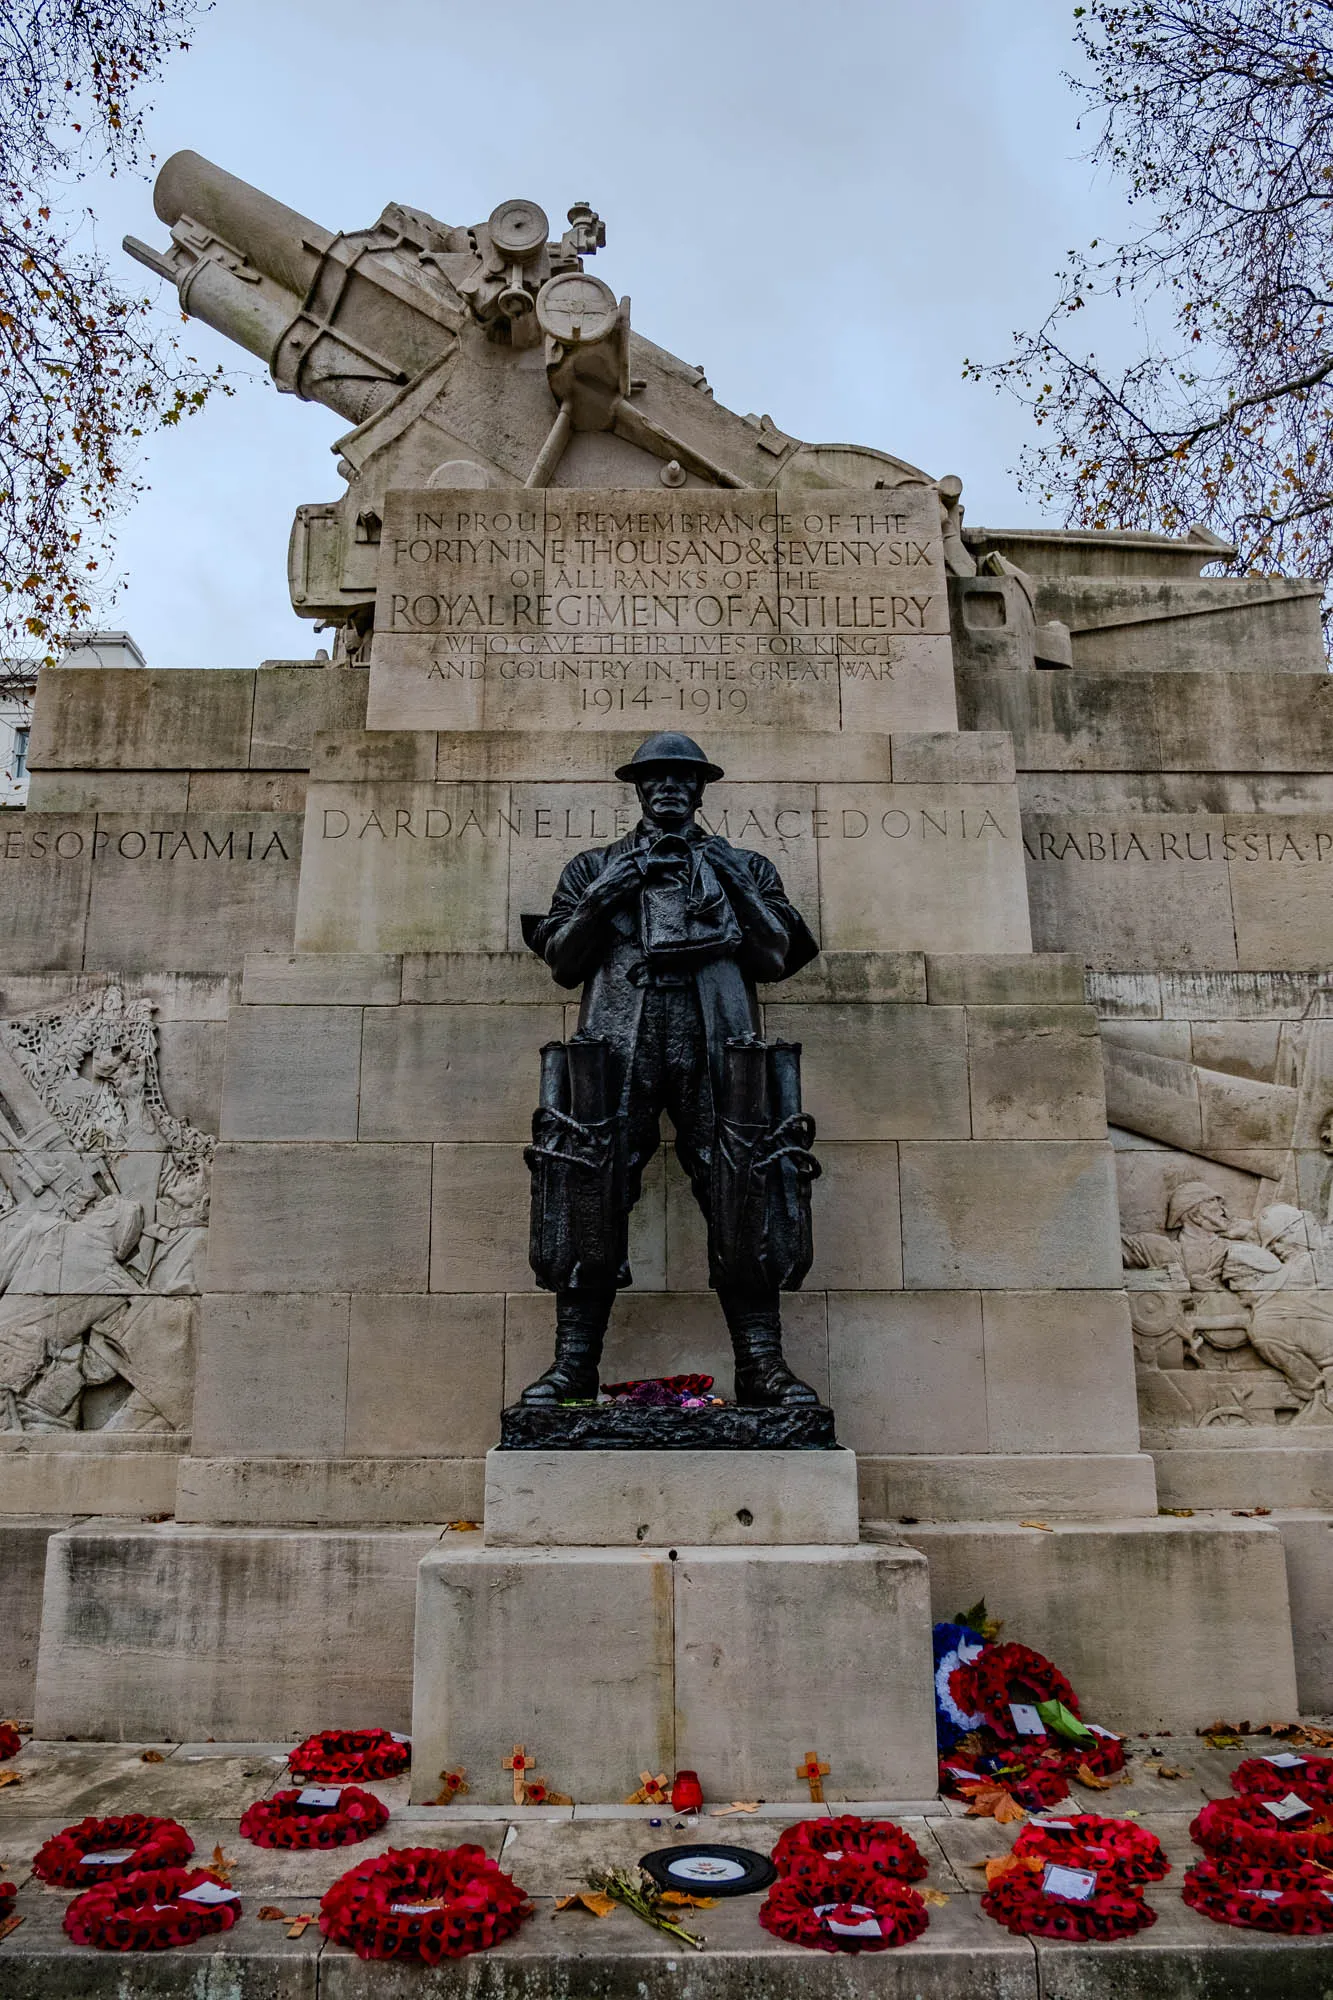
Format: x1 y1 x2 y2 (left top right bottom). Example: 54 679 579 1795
367 487 952 733
1025 812 1333 969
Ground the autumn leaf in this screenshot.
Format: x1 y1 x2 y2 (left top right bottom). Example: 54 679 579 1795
257 1907 288 1922
445 1521 480 1533
920 1886 951 1906
0 1773 20 1790
209 1844 235 1885
1019 1519 1054 1531
555 1891 617 1918
140 1749 164 1763
962 1782 1027 1822
1074 1762 1129 1790
659 1891 718 1909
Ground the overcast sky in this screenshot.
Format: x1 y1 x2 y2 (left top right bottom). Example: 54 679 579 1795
87 0 1130 667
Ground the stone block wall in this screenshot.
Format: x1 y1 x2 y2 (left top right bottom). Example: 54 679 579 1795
178 944 1149 1525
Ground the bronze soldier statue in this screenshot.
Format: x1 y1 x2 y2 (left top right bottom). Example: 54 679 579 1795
520 732 823 1410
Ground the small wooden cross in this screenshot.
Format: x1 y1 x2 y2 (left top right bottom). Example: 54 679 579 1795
797 1750 829 1804
503 1745 535 1805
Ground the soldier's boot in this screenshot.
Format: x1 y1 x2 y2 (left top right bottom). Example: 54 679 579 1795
519 1288 613 1405
721 1289 821 1407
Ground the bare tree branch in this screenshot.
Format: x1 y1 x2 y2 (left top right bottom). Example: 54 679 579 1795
0 0 224 691
967 0 1333 633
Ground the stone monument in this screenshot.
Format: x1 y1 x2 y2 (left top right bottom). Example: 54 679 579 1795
0 152 1313 1780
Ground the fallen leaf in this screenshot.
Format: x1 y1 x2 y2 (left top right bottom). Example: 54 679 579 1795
660 1891 718 1908
1153 1765 1191 1781
1201 1729 1244 1750
1159 1506 1195 1517
1231 1508 1271 1517
1306 1727 1333 1748
140 1749 165 1764
286 1917 314 1938
962 1782 1027 1823
258 1907 289 1922
1019 1519 1053 1531
0 1774 20 1790
445 1520 480 1532
209 1844 235 1885
555 1892 617 1918
1074 1762 1129 1790
0 1914 24 1944
920 1886 951 1906
710 1802 760 1816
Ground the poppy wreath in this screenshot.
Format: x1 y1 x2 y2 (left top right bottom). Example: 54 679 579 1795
1232 1756 1333 1810
1183 1856 1333 1934
0 1722 19 1761
932 1621 987 1746
33 1814 194 1888
759 1857 928 1953
1012 1814 1169 1887
601 1375 717 1407
239 1785 390 1850
288 1729 409 1783
63 1868 240 1953
939 1745 1073 1811
971 1643 1080 1743
982 1865 1156 1941
1190 1796 1333 1870
771 1815 928 1883
319 1844 531 1963
0 1880 14 1917
1075 1730 1128 1778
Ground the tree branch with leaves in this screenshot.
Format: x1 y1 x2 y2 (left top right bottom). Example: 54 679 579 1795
0 0 223 683
968 0 1333 619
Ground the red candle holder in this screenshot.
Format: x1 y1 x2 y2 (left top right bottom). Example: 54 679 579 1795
671 1770 703 1813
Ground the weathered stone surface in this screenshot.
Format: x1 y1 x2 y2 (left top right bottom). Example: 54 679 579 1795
175 1456 483 1525
399 949 559 1004
219 1005 364 1140
829 1292 986 1456
673 1545 937 1799
206 1144 432 1291
0 1439 183 1516
345 1292 503 1457
801 1141 903 1290
891 731 1015 784
83 814 302 973
925 952 1085 1007
764 1002 969 1139
897 1518 1298 1731
413 1543 674 1803
430 1143 531 1291
773 950 927 1005
980 1290 1141 1453
0 814 94 971
359 1003 563 1140
899 1141 1122 1288
34 1523 441 1738
192 1294 351 1455
28 667 254 770
187 769 309 812
967 1004 1108 1140
0 1517 67 1713
483 1445 859 1545
249 664 366 769
25 770 190 814
499 1403 836 1450
241 952 402 1005
1266 1510 1333 1714
860 1452 1159 1522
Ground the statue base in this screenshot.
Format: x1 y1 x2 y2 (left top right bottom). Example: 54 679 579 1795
498 1402 837 1450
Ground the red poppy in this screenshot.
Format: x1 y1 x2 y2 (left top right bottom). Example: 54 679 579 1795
0 1723 20 1762
1013 1814 1169 1886
771 1816 928 1883
33 1814 194 1888
288 1729 410 1783
971 1644 1080 1743
64 1868 240 1952
982 1864 1155 1940
1191 1796 1333 1870
759 1857 928 1952
1183 1856 1333 1933
239 1784 389 1850
1231 1755 1333 1810
320 1844 531 1963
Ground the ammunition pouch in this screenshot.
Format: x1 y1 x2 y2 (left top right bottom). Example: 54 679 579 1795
709 1038 821 1294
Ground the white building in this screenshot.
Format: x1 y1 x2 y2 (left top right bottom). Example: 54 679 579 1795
0 669 35 808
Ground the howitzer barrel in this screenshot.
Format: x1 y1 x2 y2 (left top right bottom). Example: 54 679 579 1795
154 150 334 303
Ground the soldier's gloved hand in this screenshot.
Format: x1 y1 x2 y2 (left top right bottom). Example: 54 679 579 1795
582 851 644 915
700 837 747 887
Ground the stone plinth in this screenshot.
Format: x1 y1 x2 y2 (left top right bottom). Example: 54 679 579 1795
498 1403 836 1450
411 1540 936 1803
483 1446 859 1546
891 1515 1298 1733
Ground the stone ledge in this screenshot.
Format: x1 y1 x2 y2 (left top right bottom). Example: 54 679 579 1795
857 1451 1158 1522
0 1444 182 1517
176 1455 484 1525
241 951 402 1004
925 952 1085 1007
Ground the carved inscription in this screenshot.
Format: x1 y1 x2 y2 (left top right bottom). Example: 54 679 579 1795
1026 821 1333 864
317 801 1009 845
0 823 293 863
372 487 949 730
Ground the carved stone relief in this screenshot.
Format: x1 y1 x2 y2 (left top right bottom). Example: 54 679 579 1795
0 987 213 1434
1105 1000 1333 1434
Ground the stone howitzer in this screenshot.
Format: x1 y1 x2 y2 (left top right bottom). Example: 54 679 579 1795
124 154 937 659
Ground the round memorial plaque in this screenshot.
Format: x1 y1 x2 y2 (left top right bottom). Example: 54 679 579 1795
639 1843 776 1897
536 271 619 346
